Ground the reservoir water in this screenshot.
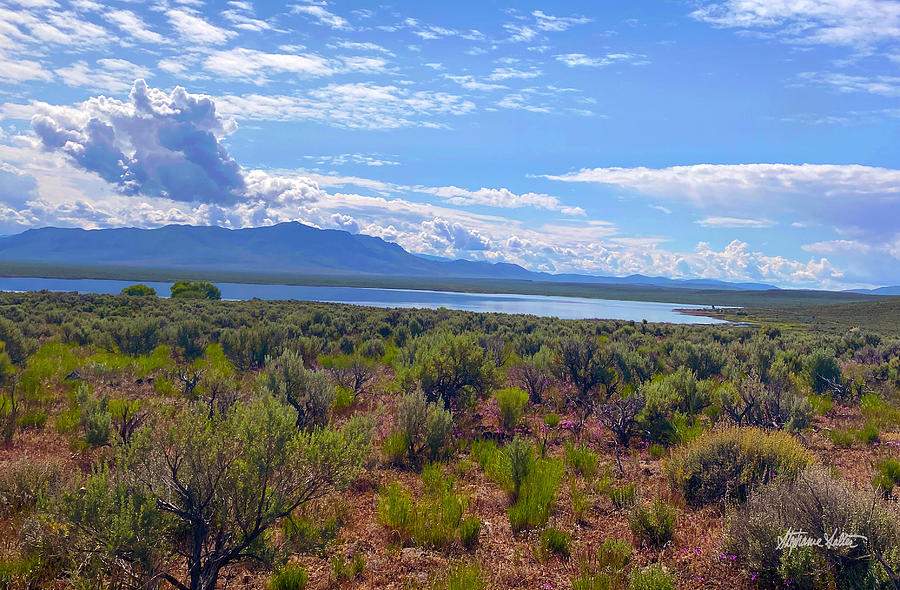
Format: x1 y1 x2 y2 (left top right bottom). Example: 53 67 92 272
0 277 727 324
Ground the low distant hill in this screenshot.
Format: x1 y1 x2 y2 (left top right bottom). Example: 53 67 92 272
0 222 778 290
845 286 900 296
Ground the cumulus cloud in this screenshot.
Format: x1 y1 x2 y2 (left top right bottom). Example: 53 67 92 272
30 79 245 203
420 218 491 252
543 162 900 279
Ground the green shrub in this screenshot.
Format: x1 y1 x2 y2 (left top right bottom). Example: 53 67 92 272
494 387 529 432
382 431 409 465
108 318 161 357
282 503 347 556
649 443 666 459
666 427 816 506
429 563 485 590
807 393 834 416
540 527 571 559
854 421 880 445
121 283 156 297
628 563 674 590
874 457 900 497
609 482 637 509
170 280 221 300
459 516 481 550
508 458 564 533
269 564 308 590
54 406 79 435
804 348 841 394
407 332 496 409
76 384 110 447
828 428 854 448
18 410 48 429
0 458 69 517
629 498 676 547
333 385 355 409
727 466 900 589
264 350 335 430
391 388 454 468
566 441 599 479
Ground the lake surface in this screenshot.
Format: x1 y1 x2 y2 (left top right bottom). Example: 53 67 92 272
0 277 727 324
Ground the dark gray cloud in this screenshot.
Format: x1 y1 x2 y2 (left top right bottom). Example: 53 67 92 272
31 79 245 204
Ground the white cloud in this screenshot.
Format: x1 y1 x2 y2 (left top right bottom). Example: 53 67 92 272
698 216 776 228
799 72 900 97
308 153 400 167
544 163 900 202
415 185 585 215
331 40 393 54
291 4 349 29
56 58 153 94
691 0 900 50
442 74 506 91
203 48 334 82
497 93 552 113
555 52 647 67
215 83 475 129
103 9 165 44
487 67 542 81
505 9 592 42
166 8 235 45
0 50 53 83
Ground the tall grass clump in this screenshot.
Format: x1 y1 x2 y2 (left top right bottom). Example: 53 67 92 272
666 427 815 506
565 441 599 479
429 563 485 590
494 387 529 433
628 563 674 590
377 464 472 549
269 564 308 590
629 498 677 547
508 458 564 533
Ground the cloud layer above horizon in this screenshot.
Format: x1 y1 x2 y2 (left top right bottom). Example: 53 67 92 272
0 0 898 289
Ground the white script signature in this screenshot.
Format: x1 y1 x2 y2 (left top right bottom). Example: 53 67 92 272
776 528 868 555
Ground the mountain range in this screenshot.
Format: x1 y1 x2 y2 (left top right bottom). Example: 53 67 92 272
0 222 884 293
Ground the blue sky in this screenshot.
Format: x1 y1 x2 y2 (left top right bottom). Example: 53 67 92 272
0 0 898 288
